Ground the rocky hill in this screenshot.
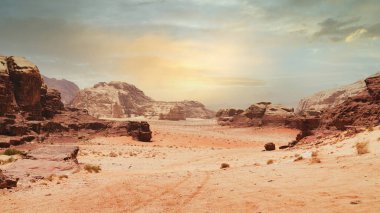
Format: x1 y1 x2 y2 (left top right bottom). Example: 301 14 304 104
320 72 380 130
42 75 79 105
70 82 214 119
297 79 366 114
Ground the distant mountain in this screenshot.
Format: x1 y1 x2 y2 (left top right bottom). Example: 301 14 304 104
70 81 215 119
42 75 80 104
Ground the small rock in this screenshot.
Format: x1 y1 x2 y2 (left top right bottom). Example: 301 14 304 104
220 163 230 169
264 143 276 151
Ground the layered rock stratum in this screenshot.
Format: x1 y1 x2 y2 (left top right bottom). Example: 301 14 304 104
70 81 214 119
297 79 367 114
216 102 297 128
42 75 79 105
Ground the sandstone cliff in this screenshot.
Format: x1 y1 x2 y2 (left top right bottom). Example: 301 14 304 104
320 72 380 130
42 75 80 105
0 56 61 120
297 79 366 114
70 82 214 119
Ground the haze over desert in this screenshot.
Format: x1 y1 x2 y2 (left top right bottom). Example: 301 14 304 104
1 0 380 213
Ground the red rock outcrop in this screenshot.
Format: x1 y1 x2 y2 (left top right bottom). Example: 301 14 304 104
297 79 366 115
0 170 18 189
216 102 296 128
0 56 152 143
320 73 380 130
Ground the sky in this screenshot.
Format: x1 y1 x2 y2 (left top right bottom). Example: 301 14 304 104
0 0 379 110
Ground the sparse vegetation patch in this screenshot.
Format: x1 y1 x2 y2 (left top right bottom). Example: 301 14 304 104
2 149 24 156
84 164 101 173
356 141 369 155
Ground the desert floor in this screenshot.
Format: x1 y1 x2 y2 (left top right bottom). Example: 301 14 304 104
1 119 380 213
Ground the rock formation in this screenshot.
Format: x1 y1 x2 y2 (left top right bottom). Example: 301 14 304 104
216 102 296 127
297 79 367 115
320 73 380 130
159 105 186 121
42 75 80 105
0 56 152 144
70 82 214 119
0 170 18 189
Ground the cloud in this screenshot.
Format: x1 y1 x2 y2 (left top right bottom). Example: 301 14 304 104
313 17 380 42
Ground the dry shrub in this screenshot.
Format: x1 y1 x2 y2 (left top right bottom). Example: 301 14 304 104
45 174 55 182
220 163 230 169
310 157 321 164
356 142 369 155
84 164 101 173
294 156 303 162
310 151 321 164
109 152 118 157
59 175 68 180
3 149 24 156
0 157 17 165
267 159 274 165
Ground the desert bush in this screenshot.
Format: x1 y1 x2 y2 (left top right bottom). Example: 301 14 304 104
46 174 55 182
267 159 274 165
0 157 17 165
310 157 321 164
3 149 24 156
220 163 230 169
109 152 118 157
59 175 68 180
84 164 101 173
367 125 374 132
310 151 321 164
356 141 369 155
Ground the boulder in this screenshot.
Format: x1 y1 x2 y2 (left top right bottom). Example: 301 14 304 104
0 170 18 189
26 146 79 162
264 142 276 151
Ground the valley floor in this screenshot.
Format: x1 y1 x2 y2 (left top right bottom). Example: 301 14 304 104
1 119 380 213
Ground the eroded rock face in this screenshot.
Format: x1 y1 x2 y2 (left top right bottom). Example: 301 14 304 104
0 56 62 120
216 102 296 127
320 73 380 130
0 170 18 189
297 79 366 115
70 82 214 119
